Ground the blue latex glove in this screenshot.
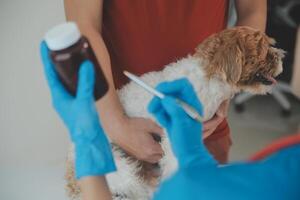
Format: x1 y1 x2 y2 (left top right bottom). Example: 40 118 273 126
148 78 217 169
148 79 300 200
40 42 116 179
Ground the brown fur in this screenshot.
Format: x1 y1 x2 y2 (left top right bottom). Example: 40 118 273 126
65 159 81 199
65 26 285 199
65 146 159 200
195 26 284 92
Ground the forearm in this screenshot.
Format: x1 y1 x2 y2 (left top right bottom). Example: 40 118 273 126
41 40 116 199
64 0 125 141
79 176 112 200
235 0 267 31
80 28 126 140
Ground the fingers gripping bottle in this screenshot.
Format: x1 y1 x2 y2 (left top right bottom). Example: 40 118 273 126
44 22 108 100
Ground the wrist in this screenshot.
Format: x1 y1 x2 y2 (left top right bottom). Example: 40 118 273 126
71 125 100 146
102 110 129 145
75 133 116 179
96 97 127 139
108 114 130 145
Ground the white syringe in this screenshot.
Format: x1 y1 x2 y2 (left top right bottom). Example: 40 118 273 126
123 71 203 123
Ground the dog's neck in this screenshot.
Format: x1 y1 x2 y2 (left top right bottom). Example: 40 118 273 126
161 56 236 120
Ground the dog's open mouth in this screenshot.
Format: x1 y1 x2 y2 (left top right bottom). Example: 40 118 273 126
255 73 277 85
264 75 277 85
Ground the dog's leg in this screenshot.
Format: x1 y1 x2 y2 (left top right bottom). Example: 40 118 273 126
106 148 153 200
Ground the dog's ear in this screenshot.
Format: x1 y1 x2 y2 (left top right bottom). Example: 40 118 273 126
201 37 244 85
212 43 243 84
267 37 276 45
195 29 244 84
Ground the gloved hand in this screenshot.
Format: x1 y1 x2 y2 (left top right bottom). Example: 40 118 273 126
148 78 217 169
148 79 300 200
40 42 116 179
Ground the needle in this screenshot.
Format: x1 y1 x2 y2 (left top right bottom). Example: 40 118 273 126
123 71 203 123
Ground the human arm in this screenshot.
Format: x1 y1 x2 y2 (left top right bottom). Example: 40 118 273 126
40 42 114 199
235 0 267 31
148 79 300 200
154 145 300 200
64 0 164 163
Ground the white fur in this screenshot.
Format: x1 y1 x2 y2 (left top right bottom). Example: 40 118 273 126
106 149 152 200
68 56 236 200
107 56 234 199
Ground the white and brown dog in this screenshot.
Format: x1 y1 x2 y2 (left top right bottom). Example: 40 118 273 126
65 26 285 200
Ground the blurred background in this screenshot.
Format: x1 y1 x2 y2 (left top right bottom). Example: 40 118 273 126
228 0 300 160
0 0 299 200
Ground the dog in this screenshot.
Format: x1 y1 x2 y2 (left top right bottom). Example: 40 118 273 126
65 26 285 200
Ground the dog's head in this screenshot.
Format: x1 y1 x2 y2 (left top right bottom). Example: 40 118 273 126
195 26 285 94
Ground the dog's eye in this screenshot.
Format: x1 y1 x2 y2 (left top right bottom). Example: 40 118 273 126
254 72 273 85
254 73 263 81
255 73 261 78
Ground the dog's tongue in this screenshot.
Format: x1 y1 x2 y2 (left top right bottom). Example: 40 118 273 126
266 75 277 84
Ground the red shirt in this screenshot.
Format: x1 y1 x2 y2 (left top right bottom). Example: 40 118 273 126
102 0 229 88
102 0 231 162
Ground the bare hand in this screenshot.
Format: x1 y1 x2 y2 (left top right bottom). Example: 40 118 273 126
202 100 230 139
113 116 164 163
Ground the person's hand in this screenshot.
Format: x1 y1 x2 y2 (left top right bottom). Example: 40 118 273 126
40 42 116 179
202 99 230 139
148 78 217 168
113 116 164 164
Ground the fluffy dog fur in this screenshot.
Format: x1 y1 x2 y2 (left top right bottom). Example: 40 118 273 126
65 26 284 200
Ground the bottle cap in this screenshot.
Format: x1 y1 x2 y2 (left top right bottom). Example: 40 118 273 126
44 22 81 51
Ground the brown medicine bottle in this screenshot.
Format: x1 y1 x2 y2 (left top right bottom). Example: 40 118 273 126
44 22 108 100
